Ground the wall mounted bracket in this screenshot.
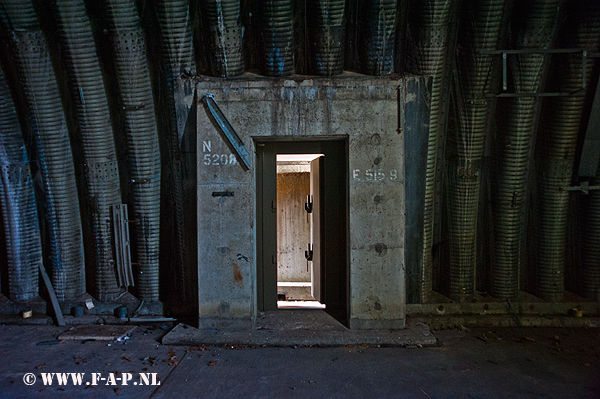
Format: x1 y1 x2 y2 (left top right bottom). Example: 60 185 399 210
201 93 251 171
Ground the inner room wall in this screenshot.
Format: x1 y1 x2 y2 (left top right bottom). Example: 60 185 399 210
276 163 311 300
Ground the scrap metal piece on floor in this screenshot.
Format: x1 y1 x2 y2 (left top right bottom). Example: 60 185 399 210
112 204 133 287
201 93 251 171
58 325 136 341
38 262 65 326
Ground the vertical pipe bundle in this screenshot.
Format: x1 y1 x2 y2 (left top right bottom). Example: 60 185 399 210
356 0 397 75
1 0 85 301
257 0 294 76
535 1 600 301
155 0 196 300
306 0 345 76
406 0 453 302
98 0 162 301
50 0 124 302
490 1 560 299
204 0 244 77
0 65 42 302
446 0 504 301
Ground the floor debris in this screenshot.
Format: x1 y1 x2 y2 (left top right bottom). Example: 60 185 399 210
58 325 136 341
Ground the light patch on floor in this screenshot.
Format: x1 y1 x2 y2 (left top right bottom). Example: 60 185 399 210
277 301 326 309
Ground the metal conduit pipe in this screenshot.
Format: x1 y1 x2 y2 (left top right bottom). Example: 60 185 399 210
204 0 244 77
446 0 504 301
257 0 294 77
98 0 162 301
356 0 397 76
490 0 560 299
405 0 453 301
305 0 345 76
535 1 600 301
1 0 85 301
0 65 42 302
155 0 196 300
50 0 124 302
582 162 600 301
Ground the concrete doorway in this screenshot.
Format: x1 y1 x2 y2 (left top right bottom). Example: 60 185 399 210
256 139 348 326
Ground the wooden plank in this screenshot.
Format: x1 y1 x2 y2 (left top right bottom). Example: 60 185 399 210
38 262 65 326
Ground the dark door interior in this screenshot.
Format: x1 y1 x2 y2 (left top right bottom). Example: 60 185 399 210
256 139 348 326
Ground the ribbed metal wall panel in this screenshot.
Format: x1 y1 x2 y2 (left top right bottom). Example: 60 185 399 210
0 0 598 312
356 0 397 75
306 0 346 76
490 1 560 299
50 0 124 302
406 0 453 302
0 65 42 302
155 0 196 301
445 0 505 301
256 0 294 76
2 0 85 301
204 0 244 77
535 1 600 301
582 161 600 301
98 0 162 302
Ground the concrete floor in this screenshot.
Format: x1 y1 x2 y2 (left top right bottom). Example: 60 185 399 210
0 322 598 398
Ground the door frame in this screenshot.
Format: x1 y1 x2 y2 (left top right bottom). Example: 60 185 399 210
255 137 349 326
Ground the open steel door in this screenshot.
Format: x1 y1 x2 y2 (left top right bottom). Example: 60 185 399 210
310 156 324 302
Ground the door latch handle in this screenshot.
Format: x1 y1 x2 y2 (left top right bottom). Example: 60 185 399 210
304 195 313 213
305 243 313 272
304 243 313 261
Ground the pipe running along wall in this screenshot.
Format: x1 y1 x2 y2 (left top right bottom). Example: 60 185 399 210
445 0 505 301
535 1 600 301
0 64 42 302
97 0 162 301
490 0 560 300
1 0 85 301
50 0 124 302
406 0 453 302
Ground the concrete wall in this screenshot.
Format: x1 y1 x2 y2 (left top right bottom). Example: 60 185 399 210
197 75 425 329
276 171 311 283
